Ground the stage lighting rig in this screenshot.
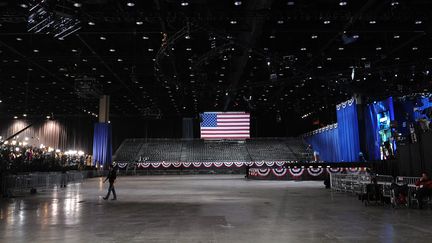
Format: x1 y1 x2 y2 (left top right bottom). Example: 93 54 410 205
27 0 81 40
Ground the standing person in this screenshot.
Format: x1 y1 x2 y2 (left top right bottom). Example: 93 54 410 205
415 172 432 209
60 166 68 187
103 164 117 200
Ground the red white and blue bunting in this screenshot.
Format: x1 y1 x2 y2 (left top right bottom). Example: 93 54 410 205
275 161 285 167
133 162 367 176
307 167 324 177
265 161 275 167
326 167 343 174
234 162 244 167
172 162 182 168
288 168 305 177
183 162 191 168
254 161 265 167
117 163 128 168
272 167 288 177
213 162 224 168
257 168 271 176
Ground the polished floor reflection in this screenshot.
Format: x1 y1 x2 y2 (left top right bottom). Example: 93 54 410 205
1 175 432 243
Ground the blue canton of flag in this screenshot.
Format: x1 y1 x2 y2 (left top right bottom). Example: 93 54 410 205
201 113 217 127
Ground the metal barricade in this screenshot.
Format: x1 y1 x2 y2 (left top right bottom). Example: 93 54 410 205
4 171 87 196
330 173 371 194
396 176 420 187
395 176 421 208
376 175 394 198
331 173 395 198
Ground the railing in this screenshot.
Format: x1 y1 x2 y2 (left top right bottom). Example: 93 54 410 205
330 173 371 194
330 173 396 196
330 174 428 207
1 170 105 197
396 176 421 187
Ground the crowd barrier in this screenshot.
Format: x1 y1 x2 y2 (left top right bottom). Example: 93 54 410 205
330 173 430 208
396 176 420 187
330 173 372 194
1 170 105 197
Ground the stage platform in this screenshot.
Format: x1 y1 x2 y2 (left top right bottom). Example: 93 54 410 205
1 175 432 242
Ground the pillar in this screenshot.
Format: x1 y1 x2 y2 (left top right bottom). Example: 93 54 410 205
98 95 110 123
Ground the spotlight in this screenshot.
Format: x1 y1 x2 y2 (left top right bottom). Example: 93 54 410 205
136 21 143 25
127 2 135 7
339 1 347 6
234 1 242 5
88 21 95 26
23 114 27 117
73 2 82 7
181 2 189 6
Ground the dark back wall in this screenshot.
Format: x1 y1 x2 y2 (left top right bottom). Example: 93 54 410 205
0 113 312 154
396 131 432 176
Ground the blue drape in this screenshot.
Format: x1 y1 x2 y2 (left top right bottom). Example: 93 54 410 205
92 123 112 166
336 98 361 162
304 124 340 162
364 97 395 161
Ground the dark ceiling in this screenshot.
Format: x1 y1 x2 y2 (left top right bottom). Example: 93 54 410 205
0 0 431 123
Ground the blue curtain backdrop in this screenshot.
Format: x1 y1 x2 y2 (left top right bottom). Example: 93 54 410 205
304 124 340 162
336 98 361 162
364 97 395 161
92 123 112 166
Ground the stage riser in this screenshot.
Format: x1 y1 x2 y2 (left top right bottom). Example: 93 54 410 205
116 163 367 179
248 167 367 180
118 169 245 176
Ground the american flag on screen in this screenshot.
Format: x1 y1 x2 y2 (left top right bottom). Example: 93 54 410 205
200 112 250 139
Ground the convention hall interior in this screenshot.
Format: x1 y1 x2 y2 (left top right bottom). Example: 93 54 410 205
1 0 432 242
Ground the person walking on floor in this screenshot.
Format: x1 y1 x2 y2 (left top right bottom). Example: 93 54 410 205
103 164 117 200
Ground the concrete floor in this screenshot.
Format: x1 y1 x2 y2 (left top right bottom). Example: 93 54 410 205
1 175 432 243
